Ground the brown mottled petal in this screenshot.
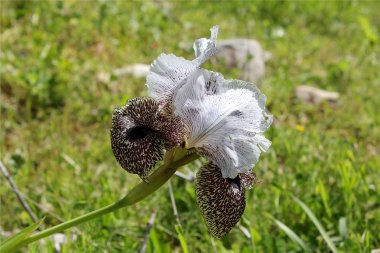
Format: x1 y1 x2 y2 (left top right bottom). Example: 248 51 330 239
240 171 258 189
110 97 183 178
195 162 246 239
155 111 184 148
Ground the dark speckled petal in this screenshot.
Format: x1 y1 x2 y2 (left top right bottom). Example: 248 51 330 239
240 171 258 189
195 163 257 239
110 97 184 178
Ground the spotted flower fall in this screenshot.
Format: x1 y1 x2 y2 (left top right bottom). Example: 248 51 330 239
111 26 273 238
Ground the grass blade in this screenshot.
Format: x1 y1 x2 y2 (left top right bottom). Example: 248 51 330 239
273 218 311 252
293 196 338 253
0 218 44 253
149 228 161 253
175 225 189 253
264 212 310 252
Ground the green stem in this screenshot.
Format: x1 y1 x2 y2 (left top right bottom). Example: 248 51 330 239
122 150 198 205
20 201 123 247
18 150 199 249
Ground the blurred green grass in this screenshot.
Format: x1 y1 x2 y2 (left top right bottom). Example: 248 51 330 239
1 1 379 252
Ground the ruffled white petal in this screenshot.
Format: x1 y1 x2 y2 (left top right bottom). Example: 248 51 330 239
220 79 273 132
174 69 272 178
146 26 219 105
193 26 219 67
146 54 196 105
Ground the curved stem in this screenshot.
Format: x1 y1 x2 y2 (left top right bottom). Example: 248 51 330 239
20 201 123 247
17 151 199 249
121 151 198 205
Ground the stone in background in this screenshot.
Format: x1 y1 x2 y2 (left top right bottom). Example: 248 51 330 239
214 39 272 84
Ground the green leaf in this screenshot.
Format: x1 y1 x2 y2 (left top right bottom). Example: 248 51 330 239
0 218 44 253
293 196 338 253
150 228 161 253
175 225 189 253
358 16 378 44
273 218 311 252
249 227 261 253
316 179 332 217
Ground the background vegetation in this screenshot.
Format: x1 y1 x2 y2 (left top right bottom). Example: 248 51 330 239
1 1 379 252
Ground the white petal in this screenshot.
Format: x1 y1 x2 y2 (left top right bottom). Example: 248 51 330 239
193 25 219 67
146 54 196 104
174 69 272 178
146 26 219 105
218 79 273 132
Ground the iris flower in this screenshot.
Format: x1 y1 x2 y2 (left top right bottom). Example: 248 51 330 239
111 26 272 238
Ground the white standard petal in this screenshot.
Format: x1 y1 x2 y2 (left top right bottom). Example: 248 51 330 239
174 69 272 178
146 26 219 106
146 54 196 105
193 25 219 67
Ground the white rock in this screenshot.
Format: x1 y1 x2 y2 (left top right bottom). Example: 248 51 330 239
113 63 150 78
97 71 111 83
97 64 150 83
214 39 271 83
295 85 340 105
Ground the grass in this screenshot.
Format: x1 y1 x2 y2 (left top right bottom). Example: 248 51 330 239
1 1 379 252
